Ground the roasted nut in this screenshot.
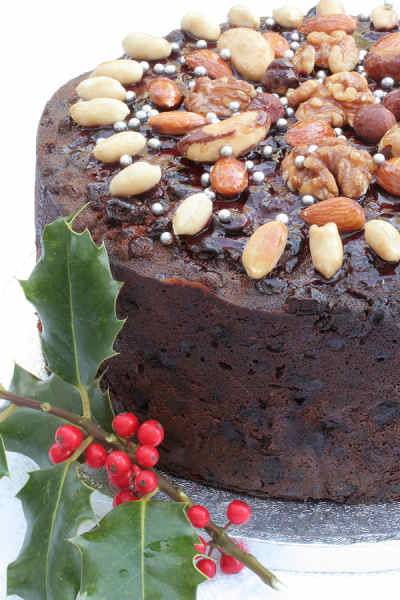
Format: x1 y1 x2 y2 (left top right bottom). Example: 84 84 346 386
273 4 304 28
70 98 129 127
109 161 161 196
228 5 260 28
122 32 171 60
299 15 358 34
91 59 143 84
371 5 399 31
210 157 248 197
262 32 290 57
383 88 400 119
364 33 400 82
353 104 396 144
217 28 274 81
185 50 233 79
378 123 400 158
76 77 126 101
365 219 400 261
149 111 207 135
242 221 288 279
93 132 146 163
177 110 270 162
285 119 335 146
148 78 183 109
181 12 221 41
184 76 255 117
306 30 359 73
173 192 213 236
316 0 345 17
376 157 400 195
309 222 344 279
248 92 285 123
261 59 299 94
301 197 365 231
293 44 316 75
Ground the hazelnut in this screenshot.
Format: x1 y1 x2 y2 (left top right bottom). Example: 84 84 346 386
353 104 396 144
364 33 400 82
371 5 399 31
383 88 400 119
261 59 299 95
378 123 400 158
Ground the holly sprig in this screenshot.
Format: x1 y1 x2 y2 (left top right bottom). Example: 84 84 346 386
0 212 282 598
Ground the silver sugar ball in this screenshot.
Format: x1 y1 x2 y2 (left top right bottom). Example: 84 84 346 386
201 173 211 187
196 39 207 49
374 89 386 98
280 96 288 106
206 111 218 122
135 110 147 121
283 49 294 60
256 86 264 94
276 118 288 130
220 48 231 60
275 213 289 224
245 160 254 170
113 120 127 132
194 66 207 77
263 145 273 158
307 144 318 153
337 134 346 140
229 101 241 111
286 106 295 117
125 90 136 102
265 17 275 27
359 49 368 62
301 194 315 205
374 96 382 104
148 138 161 150
253 171 265 184
96 137 106 144
179 56 186 65
218 209 232 223
357 65 366 73
153 63 165 74
160 231 173 245
382 76 395 89
220 145 233 157
316 70 326 79
294 155 305 168
140 61 150 73
205 188 216 200
334 127 343 136
290 41 300 51
170 42 180 52
291 32 300 41
119 154 133 167
165 64 177 75
151 202 164 216
373 153 386 165
128 117 140 129
142 104 153 113
149 109 159 117
188 80 196 89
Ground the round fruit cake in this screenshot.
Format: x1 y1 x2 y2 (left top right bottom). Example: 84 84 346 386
36 1 400 502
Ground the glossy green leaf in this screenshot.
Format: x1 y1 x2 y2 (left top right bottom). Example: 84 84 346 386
20 214 124 387
8 462 95 600
0 365 113 468
0 435 8 479
72 500 205 600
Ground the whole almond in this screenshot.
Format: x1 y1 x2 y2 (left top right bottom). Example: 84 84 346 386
148 78 183 109
228 5 260 28
109 161 161 197
76 77 126 101
149 111 207 135
242 221 288 279
365 219 400 262
376 157 400 196
70 98 129 127
262 32 290 57
217 28 274 81
93 132 146 163
181 12 221 41
285 119 335 147
122 32 171 60
309 222 343 279
185 50 233 79
299 15 357 35
210 157 248 197
301 197 365 232
172 193 213 236
91 59 143 84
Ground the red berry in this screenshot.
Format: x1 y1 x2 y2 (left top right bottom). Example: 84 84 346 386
194 536 207 553
137 420 164 447
108 468 133 490
131 464 142 478
112 412 139 438
135 445 159 468
55 425 83 451
112 490 140 507
85 443 107 469
48 444 72 464
135 470 158 495
196 558 216 578
227 500 251 525
220 554 244 574
105 450 132 476
187 505 210 528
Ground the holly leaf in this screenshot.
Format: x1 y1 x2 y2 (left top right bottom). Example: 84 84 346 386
7 462 94 600
71 500 206 600
0 435 8 479
20 214 124 387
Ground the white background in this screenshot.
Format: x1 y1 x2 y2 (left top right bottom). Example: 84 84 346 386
2 1 400 598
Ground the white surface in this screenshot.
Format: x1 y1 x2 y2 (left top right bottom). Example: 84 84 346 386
1 0 400 598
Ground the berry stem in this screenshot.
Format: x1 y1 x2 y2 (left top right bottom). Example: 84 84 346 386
0 404 17 423
79 384 91 419
0 389 282 591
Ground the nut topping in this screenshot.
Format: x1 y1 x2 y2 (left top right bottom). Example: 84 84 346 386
228 5 260 28
376 157 400 196
301 197 365 231
262 59 299 94
353 104 396 144
299 15 358 35
91 60 143 84
383 88 400 120
148 78 183 109
242 221 288 279
70 98 129 127
371 5 399 31
378 123 400 158
122 32 171 60
272 4 304 28
309 222 344 279
364 33 400 82
172 193 213 236
285 119 335 147
109 161 162 197
76 77 126 101
185 50 233 79
210 157 248 197
365 219 400 262
247 93 285 123
149 111 207 135
293 44 316 75
301 30 359 74
184 77 255 117
181 12 221 41
262 32 290 58
217 28 274 81
316 0 345 17
93 132 146 163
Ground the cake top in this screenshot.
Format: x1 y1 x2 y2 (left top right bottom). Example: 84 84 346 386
57 1 400 311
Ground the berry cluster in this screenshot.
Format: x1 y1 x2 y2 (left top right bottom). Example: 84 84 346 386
187 499 251 578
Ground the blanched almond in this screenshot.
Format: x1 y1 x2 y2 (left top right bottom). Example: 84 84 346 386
185 50 233 79
149 111 207 135
285 119 335 146
181 12 221 41
316 0 345 17
210 157 248 197
228 5 260 28
309 222 343 279
109 161 161 197
70 98 129 127
371 5 399 31
217 28 274 81
91 59 143 84
172 193 213 236
299 15 357 34
177 110 270 162
76 77 126 101
242 221 288 279
122 32 171 60
365 219 400 262
148 78 183 109
301 197 365 232
273 5 304 28
93 132 146 163
262 32 290 57
376 157 400 196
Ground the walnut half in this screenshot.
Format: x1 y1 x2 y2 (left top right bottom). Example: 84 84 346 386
282 138 376 200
